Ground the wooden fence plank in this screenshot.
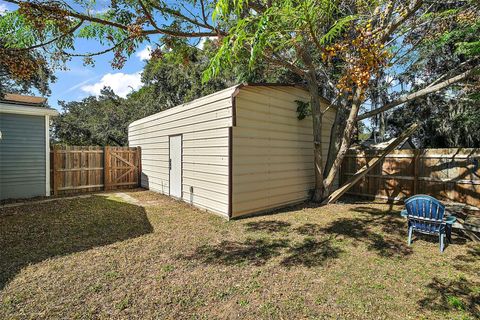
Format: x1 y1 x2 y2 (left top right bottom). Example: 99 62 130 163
104 146 110 191
50 145 140 195
413 149 420 194
53 146 58 195
341 146 480 207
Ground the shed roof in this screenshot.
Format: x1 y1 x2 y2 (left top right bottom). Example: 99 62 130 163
129 83 331 128
233 83 332 104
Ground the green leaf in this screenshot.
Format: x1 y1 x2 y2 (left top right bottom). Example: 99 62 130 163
318 15 357 46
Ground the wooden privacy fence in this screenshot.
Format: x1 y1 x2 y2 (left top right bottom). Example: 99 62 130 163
340 148 480 207
50 145 141 195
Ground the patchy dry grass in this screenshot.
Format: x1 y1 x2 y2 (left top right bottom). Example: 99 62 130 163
0 191 479 319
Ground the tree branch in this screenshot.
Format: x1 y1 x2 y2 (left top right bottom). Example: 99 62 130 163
356 66 479 121
5 0 131 31
426 59 477 88
147 1 220 33
63 38 130 57
263 54 307 76
10 20 83 51
138 0 161 31
6 0 220 38
199 0 209 24
379 0 424 43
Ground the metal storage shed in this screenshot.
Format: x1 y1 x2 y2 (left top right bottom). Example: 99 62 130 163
128 84 335 219
0 94 59 200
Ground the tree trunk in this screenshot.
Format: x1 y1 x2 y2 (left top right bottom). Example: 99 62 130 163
324 103 348 177
306 72 325 202
379 111 386 142
323 89 363 195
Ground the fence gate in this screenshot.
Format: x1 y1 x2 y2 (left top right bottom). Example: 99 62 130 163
51 145 141 195
104 146 141 190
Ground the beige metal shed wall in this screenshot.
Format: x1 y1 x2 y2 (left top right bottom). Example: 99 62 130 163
232 86 335 217
128 86 236 218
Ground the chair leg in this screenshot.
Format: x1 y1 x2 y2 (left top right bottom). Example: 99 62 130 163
408 226 413 245
439 233 445 253
446 225 452 243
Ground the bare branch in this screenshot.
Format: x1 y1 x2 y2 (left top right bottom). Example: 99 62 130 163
426 59 477 88
357 66 479 120
63 38 130 57
379 0 424 43
199 0 209 24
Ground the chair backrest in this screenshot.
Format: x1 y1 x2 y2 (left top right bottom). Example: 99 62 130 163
405 195 446 234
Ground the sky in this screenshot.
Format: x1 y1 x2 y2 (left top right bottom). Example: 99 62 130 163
0 0 157 111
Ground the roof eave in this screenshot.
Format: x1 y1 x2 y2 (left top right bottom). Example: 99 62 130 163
0 102 59 116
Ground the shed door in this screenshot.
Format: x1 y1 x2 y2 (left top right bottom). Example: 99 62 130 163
169 135 182 198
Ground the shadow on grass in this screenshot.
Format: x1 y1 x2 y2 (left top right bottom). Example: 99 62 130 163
321 215 413 257
244 220 291 233
186 238 290 266
418 275 480 317
184 204 414 267
281 237 342 267
243 206 413 258
183 218 347 268
0 196 153 290
418 245 480 318
182 236 343 268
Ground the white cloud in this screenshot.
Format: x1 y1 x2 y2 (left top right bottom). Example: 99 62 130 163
90 7 109 15
196 36 217 49
81 72 143 98
63 75 101 95
136 46 152 61
0 3 9 15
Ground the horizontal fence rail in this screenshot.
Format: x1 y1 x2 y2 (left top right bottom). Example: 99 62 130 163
340 148 480 207
51 145 141 195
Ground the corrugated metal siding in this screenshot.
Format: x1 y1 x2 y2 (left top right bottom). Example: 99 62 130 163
232 86 335 217
0 113 46 200
128 86 236 217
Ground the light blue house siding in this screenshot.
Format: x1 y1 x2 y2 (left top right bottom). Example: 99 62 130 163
0 113 47 200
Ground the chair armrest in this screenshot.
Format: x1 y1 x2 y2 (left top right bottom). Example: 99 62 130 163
445 215 457 225
400 209 408 218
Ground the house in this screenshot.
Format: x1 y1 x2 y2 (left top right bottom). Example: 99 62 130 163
128 84 335 219
0 94 59 200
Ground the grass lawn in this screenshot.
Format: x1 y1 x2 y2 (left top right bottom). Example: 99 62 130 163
1 191 479 319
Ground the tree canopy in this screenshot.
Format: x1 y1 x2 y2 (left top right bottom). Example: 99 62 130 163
0 41 54 96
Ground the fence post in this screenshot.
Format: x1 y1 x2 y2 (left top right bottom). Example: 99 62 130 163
137 146 142 187
104 146 110 191
52 145 58 195
413 149 420 195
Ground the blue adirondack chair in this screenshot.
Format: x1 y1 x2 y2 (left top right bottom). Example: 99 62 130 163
400 195 456 252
